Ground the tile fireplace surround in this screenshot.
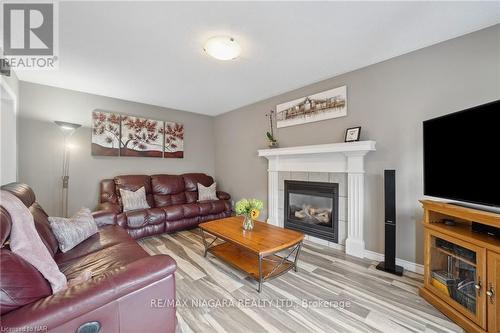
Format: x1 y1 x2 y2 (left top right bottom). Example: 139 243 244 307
258 141 376 258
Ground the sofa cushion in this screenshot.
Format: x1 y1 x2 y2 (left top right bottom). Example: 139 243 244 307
49 208 98 253
54 226 132 264
121 208 165 228
29 203 60 257
199 211 231 223
153 192 186 207
162 205 184 222
197 202 213 216
165 217 199 233
151 175 185 195
152 175 187 207
210 200 227 215
197 200 226 216
185 192 198 204
182 203 201 219
0 249 52 315
114 175 154 208
127 223 165 239
58 242 149 280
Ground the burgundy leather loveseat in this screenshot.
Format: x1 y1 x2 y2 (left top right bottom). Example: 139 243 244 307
98 173 232 239
0 183 177 333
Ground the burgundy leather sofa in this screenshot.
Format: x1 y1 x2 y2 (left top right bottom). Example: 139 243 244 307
98 173 232 239
0 183 177 333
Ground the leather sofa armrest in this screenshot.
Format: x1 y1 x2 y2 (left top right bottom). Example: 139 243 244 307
92 209 117 227
216 191 231 201
0 255 176 331
97 202 122 214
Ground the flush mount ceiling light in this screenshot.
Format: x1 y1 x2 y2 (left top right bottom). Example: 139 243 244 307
203 36 241 61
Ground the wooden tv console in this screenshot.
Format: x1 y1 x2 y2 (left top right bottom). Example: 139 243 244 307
420 200 500 333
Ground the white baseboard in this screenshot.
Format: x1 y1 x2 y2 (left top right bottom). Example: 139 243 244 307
305 236 424 275
364 249 424 275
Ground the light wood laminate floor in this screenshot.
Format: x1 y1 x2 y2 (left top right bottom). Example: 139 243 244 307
139 230 463 333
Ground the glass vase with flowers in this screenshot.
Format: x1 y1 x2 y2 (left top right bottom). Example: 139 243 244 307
234 198 264 231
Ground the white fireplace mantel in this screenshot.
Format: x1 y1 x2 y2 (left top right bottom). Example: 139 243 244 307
258 141 376 258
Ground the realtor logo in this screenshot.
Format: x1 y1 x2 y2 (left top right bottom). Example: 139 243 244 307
2 2 58 69
3 3 53 55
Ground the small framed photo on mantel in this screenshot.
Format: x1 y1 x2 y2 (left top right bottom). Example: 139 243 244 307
345 126 361 142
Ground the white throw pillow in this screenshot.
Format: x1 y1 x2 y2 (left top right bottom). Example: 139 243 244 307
198 182 218 201
119 186 150 212
48 208 98 253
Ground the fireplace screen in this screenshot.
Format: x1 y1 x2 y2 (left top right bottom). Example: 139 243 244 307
288 193 333 227
284 180 338 243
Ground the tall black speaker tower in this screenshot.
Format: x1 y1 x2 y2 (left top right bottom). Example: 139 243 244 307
376 170 404 276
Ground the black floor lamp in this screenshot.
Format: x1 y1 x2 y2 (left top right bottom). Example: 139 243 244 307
55 121 81 217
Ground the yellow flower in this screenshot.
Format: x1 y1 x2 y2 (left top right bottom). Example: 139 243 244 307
250 209 259 219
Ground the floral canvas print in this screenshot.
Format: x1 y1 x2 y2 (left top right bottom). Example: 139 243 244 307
120 116 163 157
91 111 120 156
163 122 184 158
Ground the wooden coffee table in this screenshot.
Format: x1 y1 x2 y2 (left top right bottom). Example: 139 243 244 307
199 216 304 292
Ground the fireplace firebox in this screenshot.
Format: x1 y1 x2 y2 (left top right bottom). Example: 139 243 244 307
284 180 338 243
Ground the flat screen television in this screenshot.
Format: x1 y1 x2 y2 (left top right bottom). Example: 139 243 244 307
423 100 500 208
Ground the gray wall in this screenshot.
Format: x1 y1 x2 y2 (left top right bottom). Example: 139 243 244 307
214 25 500 264
18 82 216 216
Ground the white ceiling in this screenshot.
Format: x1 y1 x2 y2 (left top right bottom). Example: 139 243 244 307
15 1 500 116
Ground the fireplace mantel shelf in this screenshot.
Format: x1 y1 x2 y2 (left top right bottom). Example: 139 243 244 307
258 140 376 259
258 140 376 157
258 140 376 174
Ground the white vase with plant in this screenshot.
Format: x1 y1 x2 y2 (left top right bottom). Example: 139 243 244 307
265 110 278 148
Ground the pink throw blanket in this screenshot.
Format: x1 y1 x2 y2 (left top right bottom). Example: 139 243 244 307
1 190 67 293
